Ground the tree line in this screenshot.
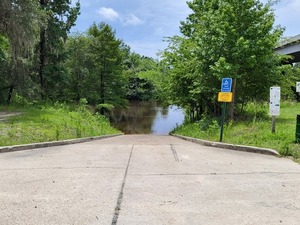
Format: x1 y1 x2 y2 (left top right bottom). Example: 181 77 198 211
0 0 163 113
0 0 299 121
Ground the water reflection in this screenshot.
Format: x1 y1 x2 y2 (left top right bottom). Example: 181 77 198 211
109 101 185 135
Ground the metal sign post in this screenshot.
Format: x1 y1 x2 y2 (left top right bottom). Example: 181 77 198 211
218 78 233 142
220 102 226 142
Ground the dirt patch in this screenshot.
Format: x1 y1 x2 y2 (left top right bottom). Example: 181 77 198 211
0 112 23 121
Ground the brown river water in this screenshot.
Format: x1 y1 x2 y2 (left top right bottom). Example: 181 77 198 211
109 101 185 135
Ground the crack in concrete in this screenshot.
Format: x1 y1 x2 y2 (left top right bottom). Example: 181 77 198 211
111 145 134 225
170 144 179 162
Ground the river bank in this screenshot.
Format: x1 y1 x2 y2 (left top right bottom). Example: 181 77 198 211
173 101 300 161
0 104 120 146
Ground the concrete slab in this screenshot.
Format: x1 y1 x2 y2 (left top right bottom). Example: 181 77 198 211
0 168 122 225
0 135 299 225
119 174 300 225
116 135 300 225
0 142 133 225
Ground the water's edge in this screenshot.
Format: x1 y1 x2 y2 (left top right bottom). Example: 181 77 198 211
109 102 185 135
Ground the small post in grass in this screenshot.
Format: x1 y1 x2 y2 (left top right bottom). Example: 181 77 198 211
271 116 276 133
269 87 280 133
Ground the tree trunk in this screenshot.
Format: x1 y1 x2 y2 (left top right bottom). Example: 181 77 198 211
100 71 104 103
229 78 237 121
76 71 81 102
39 28 46 100
39 0 47 100
100 69 105 115
7 84 14 105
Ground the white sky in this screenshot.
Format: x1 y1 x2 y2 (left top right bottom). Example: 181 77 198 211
71 0 300 59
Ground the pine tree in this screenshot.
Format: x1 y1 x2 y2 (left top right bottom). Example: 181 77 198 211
86 23 127 113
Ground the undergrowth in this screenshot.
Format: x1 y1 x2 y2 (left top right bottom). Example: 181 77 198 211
0 102 120 146
173 101 300 160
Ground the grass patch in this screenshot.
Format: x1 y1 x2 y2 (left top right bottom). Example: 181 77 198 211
0 103 121 146
173 101 300 160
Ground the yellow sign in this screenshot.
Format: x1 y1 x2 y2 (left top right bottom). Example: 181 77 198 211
218 92 233 102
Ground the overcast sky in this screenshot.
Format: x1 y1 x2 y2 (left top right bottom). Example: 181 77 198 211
71 0 300 59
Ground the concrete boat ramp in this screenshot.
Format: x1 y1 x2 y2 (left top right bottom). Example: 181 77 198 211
0 135 299 225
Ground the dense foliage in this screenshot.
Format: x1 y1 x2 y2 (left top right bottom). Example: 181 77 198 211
0 1 163 111
38 0 80 100
0 0 41 58
161 0 290 121
0 0 42 104
281 63 300 101
65 24 165 112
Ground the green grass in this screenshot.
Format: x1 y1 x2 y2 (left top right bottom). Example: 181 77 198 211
0 103 121 146
173 101 300 160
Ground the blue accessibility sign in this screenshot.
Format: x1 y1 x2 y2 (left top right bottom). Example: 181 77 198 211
221 78 232 92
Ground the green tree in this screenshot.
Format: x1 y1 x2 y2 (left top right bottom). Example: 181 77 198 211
38 0 80 100
65 34 91 102
0 1 42 104
0 35 10 103
280 64 300 101
126 77 155 101
164 0 283 120
86 22 127 113
124 52 164 101
0 0 41 59
161 36 204 120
